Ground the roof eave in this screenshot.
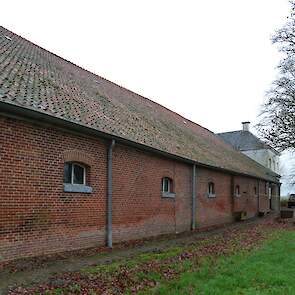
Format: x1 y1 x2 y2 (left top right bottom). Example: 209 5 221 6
0 100 280 183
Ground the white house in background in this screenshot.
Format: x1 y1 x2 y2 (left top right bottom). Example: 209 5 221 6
217 122 280 174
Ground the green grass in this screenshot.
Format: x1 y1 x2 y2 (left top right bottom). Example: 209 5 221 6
82 261 122 275
22 227 295 295
148 230 295 295
82 247 182 275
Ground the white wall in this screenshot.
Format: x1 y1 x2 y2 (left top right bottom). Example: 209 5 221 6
242 149 280 173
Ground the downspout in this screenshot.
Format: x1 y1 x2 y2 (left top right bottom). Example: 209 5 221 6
230 176 235 216
268 182 271 211
278 183 281 211
192 164 196 230
107 139 116 248
257 179 260 216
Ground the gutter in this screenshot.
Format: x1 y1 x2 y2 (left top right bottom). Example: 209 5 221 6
0 100 280 184
107 139 116 248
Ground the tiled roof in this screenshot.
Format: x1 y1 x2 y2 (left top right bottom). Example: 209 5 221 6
217 131 279 154
0 26 279 182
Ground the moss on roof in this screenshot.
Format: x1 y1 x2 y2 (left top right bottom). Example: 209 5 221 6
0 26 279 182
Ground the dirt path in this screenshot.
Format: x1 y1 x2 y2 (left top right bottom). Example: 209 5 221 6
0 215 276 294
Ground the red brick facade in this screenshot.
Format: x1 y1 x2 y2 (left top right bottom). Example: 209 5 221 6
0 115 279 262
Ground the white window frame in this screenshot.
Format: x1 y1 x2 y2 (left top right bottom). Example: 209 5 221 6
162 177 171 193
63 162 92 194
235 185 241 197
161 177 175 198
207 182 216 198
67 162 86 185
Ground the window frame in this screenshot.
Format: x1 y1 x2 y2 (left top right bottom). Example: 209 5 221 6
235 185 241 197
207 182 216 198
161 177 175 198
162 177 171 193
64 162 86 185
63 162 92 194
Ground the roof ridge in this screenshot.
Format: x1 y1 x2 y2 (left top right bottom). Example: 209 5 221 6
217 130 242 134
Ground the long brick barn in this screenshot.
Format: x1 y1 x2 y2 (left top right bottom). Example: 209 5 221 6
0 26 280 262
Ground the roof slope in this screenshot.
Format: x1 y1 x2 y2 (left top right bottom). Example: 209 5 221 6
0 26 279 182
217 130 279 154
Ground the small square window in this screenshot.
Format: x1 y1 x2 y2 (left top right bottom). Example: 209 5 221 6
63 162 92 193
64 162 86 185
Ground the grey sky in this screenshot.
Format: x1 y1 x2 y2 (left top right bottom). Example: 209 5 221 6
2 0 293 193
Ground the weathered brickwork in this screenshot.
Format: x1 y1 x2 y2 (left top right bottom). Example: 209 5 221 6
258 180 271 214
232 176 259 219
0 116 108 261
0 115 279 262
196 169 234 227
112 144 192 242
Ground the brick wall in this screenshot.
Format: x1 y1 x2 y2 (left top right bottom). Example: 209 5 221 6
0 116 108 261
0 116 192 261
196 171 271 225
232 176 259 219
0 115 278 262
196 168 234 227
112 144 192 242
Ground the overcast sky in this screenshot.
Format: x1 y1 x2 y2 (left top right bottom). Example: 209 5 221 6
2 0 293 193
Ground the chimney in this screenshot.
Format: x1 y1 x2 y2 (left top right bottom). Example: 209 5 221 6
242 121 250 132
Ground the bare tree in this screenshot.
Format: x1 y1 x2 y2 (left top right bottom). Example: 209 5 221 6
258 1 295 152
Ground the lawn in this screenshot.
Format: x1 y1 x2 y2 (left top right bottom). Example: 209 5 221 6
8 222 295 295
151 230 295 295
